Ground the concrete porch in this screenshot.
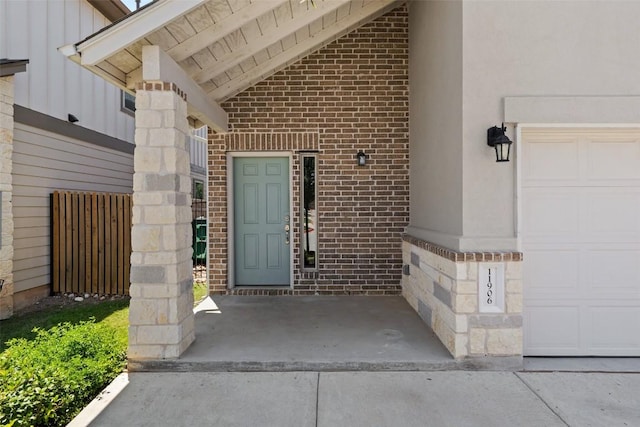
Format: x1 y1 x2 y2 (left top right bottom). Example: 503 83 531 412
128 296 522 372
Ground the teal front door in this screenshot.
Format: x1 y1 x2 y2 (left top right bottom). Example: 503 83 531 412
233 157 290 286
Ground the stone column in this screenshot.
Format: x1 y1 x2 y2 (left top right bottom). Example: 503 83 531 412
0 76 15 320
128 82 194 359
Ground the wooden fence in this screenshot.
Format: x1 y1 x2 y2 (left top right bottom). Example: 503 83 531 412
51 191 132 296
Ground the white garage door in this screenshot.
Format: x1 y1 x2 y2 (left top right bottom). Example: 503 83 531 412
522 128 640 356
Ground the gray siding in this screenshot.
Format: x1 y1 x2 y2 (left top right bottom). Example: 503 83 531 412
12 123 133 293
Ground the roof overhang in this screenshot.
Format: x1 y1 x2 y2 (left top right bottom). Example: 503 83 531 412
88 0 131 22
0 59 29 77
60 0 404 132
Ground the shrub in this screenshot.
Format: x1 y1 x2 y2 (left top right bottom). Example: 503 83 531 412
0 320 126 427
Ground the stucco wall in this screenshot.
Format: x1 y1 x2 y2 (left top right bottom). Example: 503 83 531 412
461 0 640 251
407 0 464 250
408 0 640 252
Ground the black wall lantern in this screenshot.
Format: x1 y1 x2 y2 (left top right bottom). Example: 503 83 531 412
356 150 367 166
487 124 512 162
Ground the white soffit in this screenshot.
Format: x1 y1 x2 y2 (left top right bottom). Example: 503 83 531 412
76 0 209 66
62 0 405 128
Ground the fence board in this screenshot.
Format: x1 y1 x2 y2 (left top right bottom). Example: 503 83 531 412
84 194 91 290
72 193 79 293
123 195 131 295
65 193 72 291
98 193 104 295
104 194 111 293
91 194 98 295
110 194 117 294
79 195 86 294
58 192 66 291
52 193 60 293
51 191 132 296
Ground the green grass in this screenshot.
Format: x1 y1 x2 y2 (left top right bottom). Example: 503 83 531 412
1 300 130 426
0 299 130 353
1 282 207 352
193 281 208 305
0 283 207 425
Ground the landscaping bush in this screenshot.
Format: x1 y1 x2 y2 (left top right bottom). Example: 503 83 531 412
0 320 126 427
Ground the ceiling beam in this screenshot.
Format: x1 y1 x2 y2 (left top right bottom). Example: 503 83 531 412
142 45 228 132
209 0 402 101
192 0 351 84
167 0 289 63
76 0 208 66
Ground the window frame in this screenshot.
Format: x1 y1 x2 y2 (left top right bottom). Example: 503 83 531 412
120 90 136 116
300 153 318 272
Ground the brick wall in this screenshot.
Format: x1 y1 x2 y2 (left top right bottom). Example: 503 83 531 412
208 6 409 295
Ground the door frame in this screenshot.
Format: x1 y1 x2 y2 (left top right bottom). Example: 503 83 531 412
226 151 294 289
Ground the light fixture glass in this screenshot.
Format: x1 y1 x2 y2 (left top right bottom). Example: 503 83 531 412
357 150 366 166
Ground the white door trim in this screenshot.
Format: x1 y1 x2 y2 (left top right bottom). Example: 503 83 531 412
226 151 294 289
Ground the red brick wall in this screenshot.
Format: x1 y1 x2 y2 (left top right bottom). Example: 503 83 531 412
207 6 409 295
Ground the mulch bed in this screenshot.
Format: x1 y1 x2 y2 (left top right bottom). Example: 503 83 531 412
13 294 128 317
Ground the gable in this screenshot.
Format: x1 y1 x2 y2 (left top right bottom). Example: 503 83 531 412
65 0 404 104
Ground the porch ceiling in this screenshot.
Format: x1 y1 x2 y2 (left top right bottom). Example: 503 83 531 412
68 0 402 115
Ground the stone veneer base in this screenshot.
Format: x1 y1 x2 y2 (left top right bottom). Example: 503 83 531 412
401 235 523 360
0 76 15 320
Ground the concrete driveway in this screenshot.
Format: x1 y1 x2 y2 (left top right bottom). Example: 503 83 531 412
71 370 640 426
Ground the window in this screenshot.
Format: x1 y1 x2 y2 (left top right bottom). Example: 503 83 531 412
192 179 206 270
193 180 205 201
121 91 136 116
301 154 317 270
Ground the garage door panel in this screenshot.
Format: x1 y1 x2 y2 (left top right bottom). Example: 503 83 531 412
586 139 640 180
523 137 579 181
524 250 579 297
587 306 640 354
524 305 580 355
522 189 579 236
523 128 640 356
585 250 640 297
584 190 640 235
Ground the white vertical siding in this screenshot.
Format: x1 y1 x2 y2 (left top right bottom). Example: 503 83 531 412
189 126 208 171
0 0 135 143
11 123 134 293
